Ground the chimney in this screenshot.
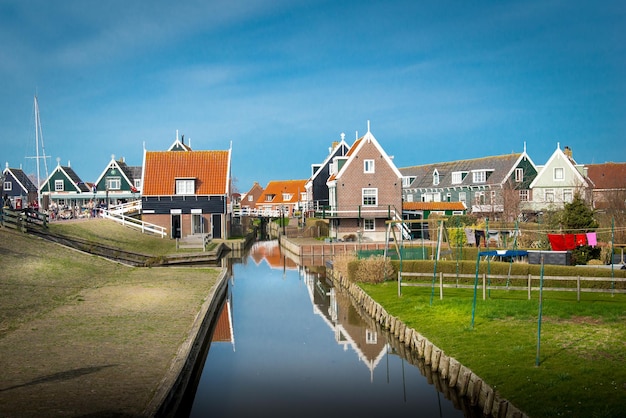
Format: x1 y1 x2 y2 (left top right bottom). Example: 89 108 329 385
564 146 573 159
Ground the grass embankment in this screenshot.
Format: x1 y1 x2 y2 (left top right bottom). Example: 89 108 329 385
361 278 626 418
0 221 222 417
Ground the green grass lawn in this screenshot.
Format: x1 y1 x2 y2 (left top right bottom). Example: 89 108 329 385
361 281 626 418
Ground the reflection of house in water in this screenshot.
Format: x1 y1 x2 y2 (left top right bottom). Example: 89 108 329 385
302 269 387 381
211 298 235 351
249 241 299 270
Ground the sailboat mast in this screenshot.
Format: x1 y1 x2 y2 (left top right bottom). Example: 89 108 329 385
32 95 49 208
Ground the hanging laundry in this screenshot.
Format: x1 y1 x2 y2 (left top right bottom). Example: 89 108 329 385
488 231 500 247
548 234 567 251
575 234 587 246
465 228 476 245
586 232 597 246
548 234 578 251
475 230 485 247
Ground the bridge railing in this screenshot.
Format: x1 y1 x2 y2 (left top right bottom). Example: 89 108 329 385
100 208 167 238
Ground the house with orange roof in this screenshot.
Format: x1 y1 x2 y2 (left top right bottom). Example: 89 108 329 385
256 179 308 216
140 140 232 239
325 125 403 241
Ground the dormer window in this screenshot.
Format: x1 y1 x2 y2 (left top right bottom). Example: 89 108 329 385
433 170 440 186
282 193 293 201
265 194 275 202
471 169 492 183
364 159 375 173
402 176 415 187
55 179 64 191
451 171 467 184
175 178 195 195
106 177 121 190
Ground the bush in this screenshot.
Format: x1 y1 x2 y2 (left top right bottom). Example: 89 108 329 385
332 252 395 283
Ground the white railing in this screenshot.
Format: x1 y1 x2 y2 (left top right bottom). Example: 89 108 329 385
108 200 142 216
232 207 289 218
100 208 167 238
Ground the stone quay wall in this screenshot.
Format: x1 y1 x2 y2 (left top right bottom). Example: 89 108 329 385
327 268 528 418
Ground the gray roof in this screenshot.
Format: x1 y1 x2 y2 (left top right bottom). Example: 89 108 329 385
5 168 38 193
400 153 523 189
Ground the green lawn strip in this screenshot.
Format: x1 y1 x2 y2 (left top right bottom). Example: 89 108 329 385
360 282 626 418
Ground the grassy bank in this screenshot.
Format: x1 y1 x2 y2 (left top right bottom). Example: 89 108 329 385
0 223 222 416
361 281 626 417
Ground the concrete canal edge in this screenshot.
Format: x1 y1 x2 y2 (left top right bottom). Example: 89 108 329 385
327 268 528 418
143 268 230 418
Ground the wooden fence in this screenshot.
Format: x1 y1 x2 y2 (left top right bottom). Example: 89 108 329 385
398 271 626 300
1 208 48 233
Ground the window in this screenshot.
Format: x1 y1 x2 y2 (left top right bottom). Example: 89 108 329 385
248 195 254 202
472 171 486 183
55 179 64 191
365 328 377 344
362 188 377 206
175 179 195 195
3 181 11 191
134 179 141 189
282 193 293 201
519 189 529 202
364 219 375 231
265 194 275 202
364 159 375 173
563 189 573 203
459 191 467 203
515 168 524 182
402 176 414 187
451 172 463 184
554 167 564 181
106 177 121 190
475 191 485 204
405 194 413 202
433 170 439 185
545 189 555 202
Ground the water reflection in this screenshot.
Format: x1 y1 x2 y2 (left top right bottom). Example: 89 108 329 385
189 241 482 418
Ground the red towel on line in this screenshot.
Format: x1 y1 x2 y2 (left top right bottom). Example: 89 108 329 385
548 234 579 251
575 234 587 246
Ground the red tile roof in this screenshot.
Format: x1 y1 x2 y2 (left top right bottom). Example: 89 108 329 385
586 163 626 190
403 201 467 211
143 150 230 196
258 179 307 204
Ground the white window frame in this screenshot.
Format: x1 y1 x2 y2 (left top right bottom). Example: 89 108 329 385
106 176 121 191
364 159 375 173
475 191 485 204
402 176 414 187
3 181 12 191
405 193 413 202
545 189 555 202
451 172 463 185
433 170 440 186
55 179 64 192
519 189 529 202
472 171 487 183
364 218 375 231
563 189 573 203
554 167 564 181
282 193 293 201
248 195 254 202
459 191 467 203
515 168 523 182
362 188 377 206
175 179 195 195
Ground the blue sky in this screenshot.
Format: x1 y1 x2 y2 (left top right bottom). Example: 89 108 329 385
2 0 624 192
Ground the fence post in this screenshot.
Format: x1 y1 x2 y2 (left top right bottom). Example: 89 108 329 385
440 271 444 300
528 274 532 300
577 276 581 302
398 271 402 297
482 273 486 300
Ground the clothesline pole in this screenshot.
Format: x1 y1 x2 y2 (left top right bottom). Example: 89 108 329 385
611 217 615 293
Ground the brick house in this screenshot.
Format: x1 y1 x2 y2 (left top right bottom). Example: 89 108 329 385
585 162 626 212
141 143 232 239
326 128 403 241
256 179 308 216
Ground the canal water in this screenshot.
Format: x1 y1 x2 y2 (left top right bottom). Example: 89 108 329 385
186 241 482 418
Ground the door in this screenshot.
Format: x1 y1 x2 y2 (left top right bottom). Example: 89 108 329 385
171 214 181 239
192 214 204 235
212 214 222 239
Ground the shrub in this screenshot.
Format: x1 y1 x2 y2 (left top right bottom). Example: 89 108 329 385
353 255 395 283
